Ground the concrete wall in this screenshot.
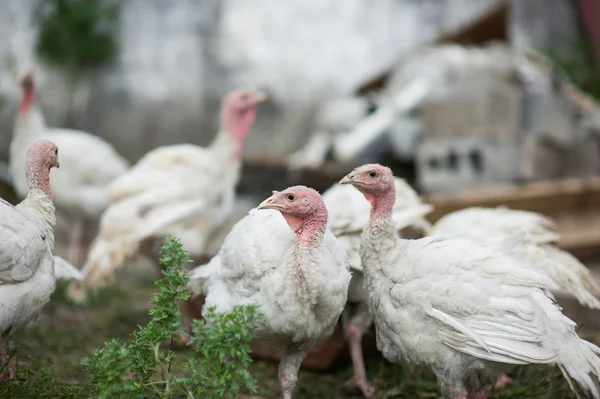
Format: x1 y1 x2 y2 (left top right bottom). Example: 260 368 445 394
0 0 569 162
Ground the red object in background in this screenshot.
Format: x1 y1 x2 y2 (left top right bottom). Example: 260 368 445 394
574 0 600 63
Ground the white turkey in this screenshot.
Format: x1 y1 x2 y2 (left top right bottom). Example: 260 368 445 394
188 186 351 399
340 163 600 399
67 89 265 302
321 177 432 397
1 140 60 379
10 71 129 267
431 207 600 309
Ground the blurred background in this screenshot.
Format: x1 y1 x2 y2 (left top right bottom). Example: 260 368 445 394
0 0 598 195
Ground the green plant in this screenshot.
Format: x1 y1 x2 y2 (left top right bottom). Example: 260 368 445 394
543 38 600 101
82 235 259 399
35 0 120 72
0 369 91 399
35 0 121 126
179 306 259 398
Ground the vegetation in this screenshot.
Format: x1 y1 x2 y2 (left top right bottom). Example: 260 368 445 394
0 236 259 398
34 0 121 125
82 235 259 399
35 0 120 73
543 38 600 101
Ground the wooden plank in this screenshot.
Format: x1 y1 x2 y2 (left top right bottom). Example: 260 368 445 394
425 176 600 259
239 155 415 195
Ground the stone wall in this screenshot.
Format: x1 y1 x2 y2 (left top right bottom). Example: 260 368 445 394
0 0 572 162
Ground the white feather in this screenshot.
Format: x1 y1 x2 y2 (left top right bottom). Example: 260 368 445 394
431 207 600 309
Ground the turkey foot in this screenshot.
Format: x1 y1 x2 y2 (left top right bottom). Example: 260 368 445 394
468 388 488 399
167 331 191 349
0 342 15 381
343 324 375 397
494 374 514 390
279 374 293 399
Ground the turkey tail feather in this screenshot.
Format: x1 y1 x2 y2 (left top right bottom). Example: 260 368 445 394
66 235 140 303
559 338 600 398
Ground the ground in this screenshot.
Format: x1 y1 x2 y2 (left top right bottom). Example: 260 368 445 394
0 208 597 398
0 260 594 399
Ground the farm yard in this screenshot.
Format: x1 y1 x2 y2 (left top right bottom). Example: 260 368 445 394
1 183 600 398
2 1 600 398
2 231 598 399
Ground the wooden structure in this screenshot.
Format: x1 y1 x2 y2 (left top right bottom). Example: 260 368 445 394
425 176 600 260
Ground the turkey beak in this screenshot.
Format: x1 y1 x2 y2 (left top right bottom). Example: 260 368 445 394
339 173 355 185
257 196 282 211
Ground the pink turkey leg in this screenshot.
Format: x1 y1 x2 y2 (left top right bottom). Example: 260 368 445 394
494 374 514 390
469 388 489 399
279 350 306 399
344 323 375 397
68 220 85 266
0 341 14 380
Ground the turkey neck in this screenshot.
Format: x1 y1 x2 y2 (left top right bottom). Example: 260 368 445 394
285 211 327 305
20 86 34 114
360 187 404 295
365 186 395 227
219 106 256 157
13 91 46 150
209 129 240 158
18 164 56 247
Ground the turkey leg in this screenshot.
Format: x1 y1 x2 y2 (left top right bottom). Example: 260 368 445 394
68 219 85 266
344 324 375 397
0 340 14 380
279 350 307 399
464 373 488 399
342 303 375 397
494 374 514 390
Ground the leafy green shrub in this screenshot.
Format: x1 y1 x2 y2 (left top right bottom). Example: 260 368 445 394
181 306 259 398
82 235 260 399
0 369 91 399
35 0 120 72
543 38 600 101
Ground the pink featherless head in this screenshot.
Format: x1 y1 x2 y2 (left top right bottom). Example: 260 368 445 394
220 89 266 148
257 185 327 243
26 139 59 171
25 139 59 199
339 163 396 218
18 70 35 113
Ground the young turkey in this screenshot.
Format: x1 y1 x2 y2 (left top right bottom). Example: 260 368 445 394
321 178 432 397
340 163 600 399
188 186 351 399
431 207 600 310
67 89 265 302
10 71 129 267
0 140 61 379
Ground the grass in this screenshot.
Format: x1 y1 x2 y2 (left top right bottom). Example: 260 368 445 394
0 262 588 398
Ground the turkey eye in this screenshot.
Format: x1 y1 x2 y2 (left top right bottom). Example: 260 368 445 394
369 170 377 177
287 193 295 201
